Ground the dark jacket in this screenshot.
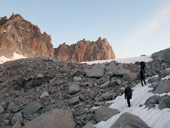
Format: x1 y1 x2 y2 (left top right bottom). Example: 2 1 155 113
125 85 132 99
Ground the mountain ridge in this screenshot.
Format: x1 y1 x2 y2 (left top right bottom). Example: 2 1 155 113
0 13 116 62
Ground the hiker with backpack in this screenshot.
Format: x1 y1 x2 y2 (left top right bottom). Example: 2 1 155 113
139 61 146 86
124 84 132 107
140 68 146 86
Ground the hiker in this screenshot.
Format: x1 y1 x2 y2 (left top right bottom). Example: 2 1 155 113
140 61 145 73
124 84 132 107
140 68 146 86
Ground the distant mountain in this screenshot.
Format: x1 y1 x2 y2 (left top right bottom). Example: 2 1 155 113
0 13 54 58
0 13 115 62
54 37 115 62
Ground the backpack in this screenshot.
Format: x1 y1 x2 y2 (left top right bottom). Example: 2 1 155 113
125 86 132 96
140 61 145 69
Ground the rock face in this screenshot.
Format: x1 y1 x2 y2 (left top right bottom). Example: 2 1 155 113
111 112 149 128
0 13 54 58
54 37 115 62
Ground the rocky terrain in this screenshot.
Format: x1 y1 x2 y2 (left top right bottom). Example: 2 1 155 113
54 37 115 62
0 47 169 128
0 14 115 62
0 13 54 58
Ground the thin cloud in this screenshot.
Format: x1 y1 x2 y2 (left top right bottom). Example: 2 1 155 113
120 1 170 58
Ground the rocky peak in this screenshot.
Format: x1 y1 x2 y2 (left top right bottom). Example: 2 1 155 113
54 37 115 62
0 13 54 58
9 13 23 21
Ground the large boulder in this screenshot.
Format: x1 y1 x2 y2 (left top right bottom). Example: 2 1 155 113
122 71 137 81
105 61 118 73
82 123 94 128
23 109 75 128
7 102 20 113
12 121 22 128
22 103 42 116
153 80 170 94
95 106 120 123
152 47 170 63
158 95 170 110
69 96 80 105
148 77 160 83
102 92 113 100
11 112 23 125
111 112 149 128
145 95 160 109
68 84 80 95
159 69 170 77
100 81 110 89
85 65 105 78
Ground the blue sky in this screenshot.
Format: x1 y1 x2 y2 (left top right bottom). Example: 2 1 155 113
1 0 170 58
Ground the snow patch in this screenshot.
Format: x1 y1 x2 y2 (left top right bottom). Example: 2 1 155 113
0 52 26 64
81 56 153 65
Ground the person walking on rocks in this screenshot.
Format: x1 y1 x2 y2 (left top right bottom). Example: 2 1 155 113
140 61 145 73
140 68 146 86
125 84 132 107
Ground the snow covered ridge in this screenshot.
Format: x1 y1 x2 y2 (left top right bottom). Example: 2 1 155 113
0 52 26 64
95 75 170 128
81 55 153 65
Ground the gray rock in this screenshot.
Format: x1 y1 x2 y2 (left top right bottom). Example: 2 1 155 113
111 112 149 128
50 99 55 104
7 102 19 113
0 105 4 113
68 84 80 95
159 69 170 77
22 103 42 116
72 69 85 77
158 95 170 110
23 109 75 128
85 65 104 78
82 123 94 128
11 112 23 125
89 91 95 99
105 61 118 73
148 77 160 83
69 96 79 105
40 91 49 99
123 72 137 81
153 80 170 94
145 95 160 109
12 121 22 128
95 106 120 123
145 95 160 105
152 47 170 63
100 81 110 89
102 92 113 100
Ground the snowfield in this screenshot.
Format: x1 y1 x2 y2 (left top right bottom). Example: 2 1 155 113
95 76 170 128
0 52 26 64
82 55 153 65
